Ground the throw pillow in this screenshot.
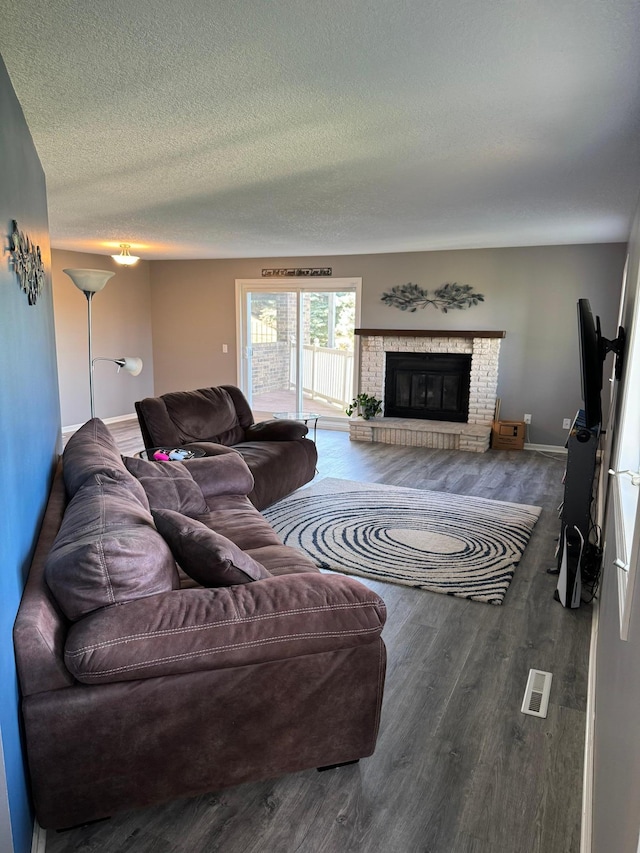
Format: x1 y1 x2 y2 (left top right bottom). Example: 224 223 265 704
124 456 208 516
152 508 270 586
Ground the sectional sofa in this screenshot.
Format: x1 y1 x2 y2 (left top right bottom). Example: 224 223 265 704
13 419 386 829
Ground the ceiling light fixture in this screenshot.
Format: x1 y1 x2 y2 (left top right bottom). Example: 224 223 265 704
111 243 140 266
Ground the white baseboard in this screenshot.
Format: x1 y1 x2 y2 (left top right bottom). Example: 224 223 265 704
62 412 138 435
31 820 46 853
524 443 567 454
580 595 599 853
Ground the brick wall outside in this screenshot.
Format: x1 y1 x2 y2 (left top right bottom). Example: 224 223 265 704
251 342 291 393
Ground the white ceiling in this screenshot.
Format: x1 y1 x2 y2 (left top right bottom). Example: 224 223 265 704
1 0 639 260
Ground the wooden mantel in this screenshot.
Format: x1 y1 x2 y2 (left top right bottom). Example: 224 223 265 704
354 329 506 338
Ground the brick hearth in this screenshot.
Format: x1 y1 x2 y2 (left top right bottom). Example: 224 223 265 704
351 329 504 453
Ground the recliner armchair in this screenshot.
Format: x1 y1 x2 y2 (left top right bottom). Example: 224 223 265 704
136 385 318 509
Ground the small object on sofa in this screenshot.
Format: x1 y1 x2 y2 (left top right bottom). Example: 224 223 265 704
143 447 203 461
135 385 318 509
147 447 200 462
168 448 191 460
151 448 197 461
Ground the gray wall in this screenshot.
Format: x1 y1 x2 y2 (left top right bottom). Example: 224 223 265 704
591 198 640 852
148 245 625 446
52 249 155 427
0 53 61 853
149 259 239 396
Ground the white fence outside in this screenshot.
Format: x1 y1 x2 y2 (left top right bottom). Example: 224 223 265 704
290 342 354 409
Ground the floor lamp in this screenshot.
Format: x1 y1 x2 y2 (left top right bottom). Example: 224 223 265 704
63 269 143 418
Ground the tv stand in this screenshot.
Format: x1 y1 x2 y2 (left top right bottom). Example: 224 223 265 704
555 410 600 608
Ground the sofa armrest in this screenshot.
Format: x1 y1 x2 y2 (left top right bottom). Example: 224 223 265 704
183 452 255 499
64 574 386 684
244 419 308 441
181 441 238 457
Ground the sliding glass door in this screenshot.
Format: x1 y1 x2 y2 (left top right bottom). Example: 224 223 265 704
236 278 361 425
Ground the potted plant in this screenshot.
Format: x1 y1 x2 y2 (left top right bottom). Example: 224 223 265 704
346 393 383 420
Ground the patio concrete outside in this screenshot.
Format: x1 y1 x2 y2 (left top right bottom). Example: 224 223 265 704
251 390 348 422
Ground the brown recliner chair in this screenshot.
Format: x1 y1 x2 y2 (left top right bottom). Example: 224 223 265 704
136 385 318 509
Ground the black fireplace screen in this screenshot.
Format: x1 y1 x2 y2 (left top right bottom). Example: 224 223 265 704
384 352 472 422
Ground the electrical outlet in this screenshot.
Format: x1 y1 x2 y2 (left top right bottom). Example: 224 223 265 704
524 414 532 424
563 418 572 430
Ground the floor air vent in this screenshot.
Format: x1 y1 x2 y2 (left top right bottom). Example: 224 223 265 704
521 669 552 718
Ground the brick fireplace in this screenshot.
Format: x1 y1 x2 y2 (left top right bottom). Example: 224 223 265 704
350 329 505 452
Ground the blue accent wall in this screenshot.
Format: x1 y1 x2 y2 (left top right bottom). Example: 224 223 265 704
0 54 61 853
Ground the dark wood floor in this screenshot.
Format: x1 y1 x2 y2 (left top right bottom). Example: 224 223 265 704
49 424 591 853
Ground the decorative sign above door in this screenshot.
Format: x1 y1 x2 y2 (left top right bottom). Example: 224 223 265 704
262 267 332 277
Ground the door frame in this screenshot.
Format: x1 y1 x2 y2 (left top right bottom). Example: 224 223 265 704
235 277 362 420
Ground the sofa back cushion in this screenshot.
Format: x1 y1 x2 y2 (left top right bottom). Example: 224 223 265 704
45 474 179 621
63 418 139 499
152 509 270 586
161 387 248 446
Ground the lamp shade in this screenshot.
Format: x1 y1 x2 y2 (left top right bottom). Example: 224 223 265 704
118 357 143 376
63 268 115 293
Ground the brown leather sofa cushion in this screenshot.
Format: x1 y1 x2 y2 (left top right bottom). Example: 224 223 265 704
63 417 143 499
152 509 270 586
234 439 318 511
64 573 387 684
242 543 320 576
163 387 246 445
125 453 255 511
45 474 180 621
183 453 255 500
244 419 308 440
124 457 209 516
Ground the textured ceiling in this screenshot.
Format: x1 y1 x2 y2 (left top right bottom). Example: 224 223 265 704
1 0 639 260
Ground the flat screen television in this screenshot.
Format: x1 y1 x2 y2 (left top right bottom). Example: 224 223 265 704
577 298 625 430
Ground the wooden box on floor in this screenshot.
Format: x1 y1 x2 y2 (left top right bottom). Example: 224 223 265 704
491 398 525 450
492 420 526 450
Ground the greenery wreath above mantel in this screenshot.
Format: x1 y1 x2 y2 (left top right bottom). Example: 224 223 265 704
381 282 484 313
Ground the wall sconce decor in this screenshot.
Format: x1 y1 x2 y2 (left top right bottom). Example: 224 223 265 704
111 244 140 266
63 268 143 418
9 219 46 305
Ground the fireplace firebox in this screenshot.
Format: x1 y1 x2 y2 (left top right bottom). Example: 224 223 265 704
384 352 472 422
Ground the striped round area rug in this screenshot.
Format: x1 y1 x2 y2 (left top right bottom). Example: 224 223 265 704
263 478 542 605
